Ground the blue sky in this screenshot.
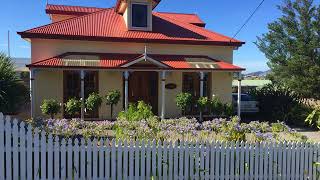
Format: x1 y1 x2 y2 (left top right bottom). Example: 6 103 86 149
0 0 291 72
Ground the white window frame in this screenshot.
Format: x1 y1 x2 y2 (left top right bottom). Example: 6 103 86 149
130 1 151 31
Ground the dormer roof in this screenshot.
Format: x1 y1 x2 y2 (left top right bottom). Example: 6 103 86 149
115 0 161 13
157 12 206 27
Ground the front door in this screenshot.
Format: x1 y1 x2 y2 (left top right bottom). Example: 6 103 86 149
128 71 158 114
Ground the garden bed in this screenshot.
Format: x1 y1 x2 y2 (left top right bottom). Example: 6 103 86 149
28 116 308 143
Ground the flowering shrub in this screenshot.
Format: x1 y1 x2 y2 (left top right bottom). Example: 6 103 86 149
219 117 246 142
44 118 114 138
114 115 304 143
118 101 154 122
115 116 159 140
271 121 291 132
29 115 306 143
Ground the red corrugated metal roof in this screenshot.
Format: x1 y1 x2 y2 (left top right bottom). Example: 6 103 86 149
19 7 244 46
157 12 206 27
27 53 245 71
46 5 206 27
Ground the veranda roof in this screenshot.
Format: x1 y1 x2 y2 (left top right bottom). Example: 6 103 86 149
27 53 245 71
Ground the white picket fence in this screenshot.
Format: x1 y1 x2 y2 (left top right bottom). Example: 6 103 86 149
0 113 320 180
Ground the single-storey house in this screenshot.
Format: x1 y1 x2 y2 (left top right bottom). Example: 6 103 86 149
18 0 245 119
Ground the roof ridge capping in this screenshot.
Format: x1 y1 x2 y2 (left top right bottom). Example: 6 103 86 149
46 4 110 15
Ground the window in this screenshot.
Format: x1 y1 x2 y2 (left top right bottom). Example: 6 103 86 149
182 72 211 115
131 4 148 28
63 71 99 119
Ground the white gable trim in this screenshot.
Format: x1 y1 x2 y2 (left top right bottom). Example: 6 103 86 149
121 55 169 68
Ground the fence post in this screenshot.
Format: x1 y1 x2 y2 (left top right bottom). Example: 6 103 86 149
0 113 4 180
92 138 98 179
5 116 12 180
123 140 129 180
60 139 66 179
117 140 123 180
105 139 111 179
40 131 47 179
20 121 26 180
26 124 33 179
80 138 86 179
54 136 60 179
99 138 104 179
151 140 157 179
73 138 80 179
184 141 190 179
67 138 73 179
47 134 53 180
33 128 40 180
111 139 116 180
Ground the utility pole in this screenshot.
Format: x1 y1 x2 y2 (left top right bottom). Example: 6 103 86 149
7 30 10 57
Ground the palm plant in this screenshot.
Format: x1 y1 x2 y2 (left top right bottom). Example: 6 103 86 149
0 53 28 114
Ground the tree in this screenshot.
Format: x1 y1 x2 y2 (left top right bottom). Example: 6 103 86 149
176 92 192 116
85 92 102 112
0 53 28 114
256 0 320 99
105 90 121 119
64 98 81 117
197 97 209 122
40 99 61 119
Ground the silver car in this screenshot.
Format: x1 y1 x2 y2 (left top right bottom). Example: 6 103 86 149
232 93 259 113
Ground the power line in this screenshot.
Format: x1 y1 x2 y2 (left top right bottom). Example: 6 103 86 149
232 0 265 40
7 31 10 57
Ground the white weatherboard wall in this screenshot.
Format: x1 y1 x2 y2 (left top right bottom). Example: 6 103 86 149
0 113 320 180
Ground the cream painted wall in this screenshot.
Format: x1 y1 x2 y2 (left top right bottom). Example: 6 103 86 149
32 69 233 118
34 70 63 118
211 72 233 104
31 39 235 64
99 71 124 119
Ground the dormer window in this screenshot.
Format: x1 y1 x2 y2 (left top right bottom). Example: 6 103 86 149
132 4 148 28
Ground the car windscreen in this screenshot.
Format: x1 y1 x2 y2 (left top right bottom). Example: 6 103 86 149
232 94 255 101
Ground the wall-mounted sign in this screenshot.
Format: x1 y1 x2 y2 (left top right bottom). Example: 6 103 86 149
165 83 177 89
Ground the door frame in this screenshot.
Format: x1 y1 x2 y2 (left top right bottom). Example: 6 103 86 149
123 71 159 115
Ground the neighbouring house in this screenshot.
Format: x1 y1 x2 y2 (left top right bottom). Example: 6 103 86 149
232 79 272 93
13 58 30 87
18 0 245 120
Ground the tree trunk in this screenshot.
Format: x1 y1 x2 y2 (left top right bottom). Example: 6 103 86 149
110 105 113 120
